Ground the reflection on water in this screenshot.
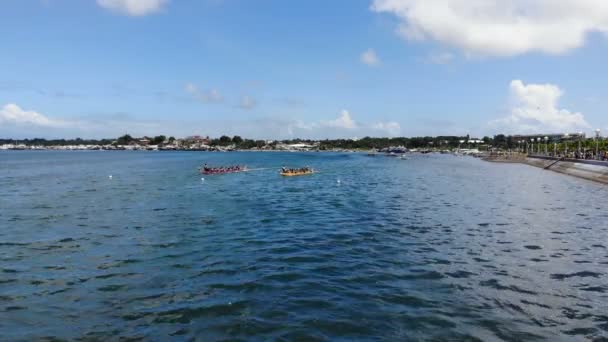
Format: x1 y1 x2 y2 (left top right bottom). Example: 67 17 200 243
1 151 607 340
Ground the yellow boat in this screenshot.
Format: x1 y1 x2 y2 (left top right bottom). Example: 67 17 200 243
280 170 315 176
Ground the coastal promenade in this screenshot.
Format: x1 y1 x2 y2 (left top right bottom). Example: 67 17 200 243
484 152 608 184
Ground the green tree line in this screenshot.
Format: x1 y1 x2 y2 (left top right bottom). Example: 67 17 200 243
3 134 607 151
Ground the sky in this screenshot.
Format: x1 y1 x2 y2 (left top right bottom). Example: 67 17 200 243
1 0 608 139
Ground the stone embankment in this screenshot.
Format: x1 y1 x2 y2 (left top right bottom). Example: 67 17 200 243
484 153 608 185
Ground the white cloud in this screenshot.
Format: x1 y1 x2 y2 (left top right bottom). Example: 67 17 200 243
0 103 172 138
97 0 168 16
490 80 590 133
0 103 65 127
360 48 381 66
371 0 608 57
239 95 257 110
428 52 454 64
322 110 358 129
372 121 401 136
285 110 358 133
185 83 224 103
0 104 175 139
283 110 403 138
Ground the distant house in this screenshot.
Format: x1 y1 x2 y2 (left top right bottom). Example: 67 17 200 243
185 135 210 145
181 135 211 149
288 143 316 149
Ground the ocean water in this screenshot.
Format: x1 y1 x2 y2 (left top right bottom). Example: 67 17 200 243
1 151 607 341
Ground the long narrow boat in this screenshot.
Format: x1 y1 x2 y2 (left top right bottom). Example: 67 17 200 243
280 170 315 177
200 166 247 175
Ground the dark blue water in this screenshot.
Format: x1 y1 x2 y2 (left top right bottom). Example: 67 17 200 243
1 151 607 341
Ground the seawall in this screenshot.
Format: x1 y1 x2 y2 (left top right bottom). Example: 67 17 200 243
484 154 608 185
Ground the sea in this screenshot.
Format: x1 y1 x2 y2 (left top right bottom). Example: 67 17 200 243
1 151 607 341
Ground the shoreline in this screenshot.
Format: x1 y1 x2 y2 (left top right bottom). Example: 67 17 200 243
0 148 375 153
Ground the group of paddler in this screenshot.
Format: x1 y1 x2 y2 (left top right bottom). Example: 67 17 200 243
200 164 245 174
199 163 315 176
280 166 314 176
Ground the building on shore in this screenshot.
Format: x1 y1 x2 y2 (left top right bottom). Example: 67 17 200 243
273 142 320 151
512 133 586 143
181 135 211 149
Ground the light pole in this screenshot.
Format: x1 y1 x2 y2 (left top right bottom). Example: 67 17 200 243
530 139 534 155
554 142 557 156
517 140 522 153
595 129 601 160
564 133 569 157
544 136 548 155
537 137 541 154
578 131 583 156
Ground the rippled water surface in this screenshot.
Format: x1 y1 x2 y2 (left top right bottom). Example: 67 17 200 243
1 151 608 341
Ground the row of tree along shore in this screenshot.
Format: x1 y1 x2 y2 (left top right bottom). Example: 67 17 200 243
1 133 607 155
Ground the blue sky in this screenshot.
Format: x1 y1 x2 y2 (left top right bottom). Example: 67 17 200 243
1 0 607 139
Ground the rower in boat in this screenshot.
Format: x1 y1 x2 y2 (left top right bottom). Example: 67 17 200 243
280 166 315 176
200 165 246 174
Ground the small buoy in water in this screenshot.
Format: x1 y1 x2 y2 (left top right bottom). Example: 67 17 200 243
108 175 112 179
201 177 205 182
337 179 341 184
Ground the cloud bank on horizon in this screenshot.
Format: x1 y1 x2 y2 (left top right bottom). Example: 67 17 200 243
5 79 587 139
0 103 400 140
287 110 400 138
0 104 65 128
0 103 166 138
